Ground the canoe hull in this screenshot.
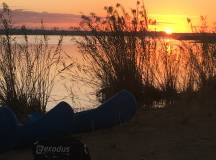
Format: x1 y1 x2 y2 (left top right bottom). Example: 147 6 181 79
0 90 137 152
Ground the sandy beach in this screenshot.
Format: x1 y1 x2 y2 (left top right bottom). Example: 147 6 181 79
1 100 216 160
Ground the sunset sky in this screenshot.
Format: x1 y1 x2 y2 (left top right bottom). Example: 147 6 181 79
2 0 216 32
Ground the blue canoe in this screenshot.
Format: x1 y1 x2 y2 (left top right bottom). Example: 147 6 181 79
0 102 74 152
0 90 136 152
16 101 75 146
71 90 137 133
0 107 19 152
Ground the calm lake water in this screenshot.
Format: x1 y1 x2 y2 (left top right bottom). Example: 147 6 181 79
15 35 214 111
16 35 99 111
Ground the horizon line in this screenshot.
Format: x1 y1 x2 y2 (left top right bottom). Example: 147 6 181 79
0 29 216 41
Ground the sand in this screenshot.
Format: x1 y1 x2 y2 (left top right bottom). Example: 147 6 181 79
1 105 216 160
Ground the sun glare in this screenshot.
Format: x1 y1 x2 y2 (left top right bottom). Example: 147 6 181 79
164 28 173 34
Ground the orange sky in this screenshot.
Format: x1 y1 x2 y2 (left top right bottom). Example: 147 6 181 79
2 0 216 32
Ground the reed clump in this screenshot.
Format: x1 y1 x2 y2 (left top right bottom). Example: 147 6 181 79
0 3 63 121
180 16 216 97
77 2 216 107
77 1 161 105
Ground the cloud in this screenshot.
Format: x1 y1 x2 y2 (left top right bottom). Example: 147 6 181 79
8 9 81 28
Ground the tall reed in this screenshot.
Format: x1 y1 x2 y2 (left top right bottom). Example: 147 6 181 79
0 3 63 120
182 16 216 94
77 1 160 105
76 2 216 107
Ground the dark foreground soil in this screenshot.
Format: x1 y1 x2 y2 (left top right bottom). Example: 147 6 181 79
1 99 216 160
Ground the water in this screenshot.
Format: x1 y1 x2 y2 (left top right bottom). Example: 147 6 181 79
49 36 99 111
14 35 215 111
15 35 99 111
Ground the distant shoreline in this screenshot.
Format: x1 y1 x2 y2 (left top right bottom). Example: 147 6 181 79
0 29 216 41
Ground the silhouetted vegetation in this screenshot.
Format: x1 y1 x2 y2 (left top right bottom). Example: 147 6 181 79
180 17 216 95
0 1 215 117
77 1 162 105
77 1 216 107
0 3 63 121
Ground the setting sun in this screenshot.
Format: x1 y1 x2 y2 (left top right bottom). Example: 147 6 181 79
164 28 173 34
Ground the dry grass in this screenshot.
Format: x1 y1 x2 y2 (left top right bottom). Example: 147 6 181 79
77 1 160 105
76 1 216 107
0 3 64 121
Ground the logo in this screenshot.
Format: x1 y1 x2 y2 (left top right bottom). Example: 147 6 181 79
35 145 70 155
